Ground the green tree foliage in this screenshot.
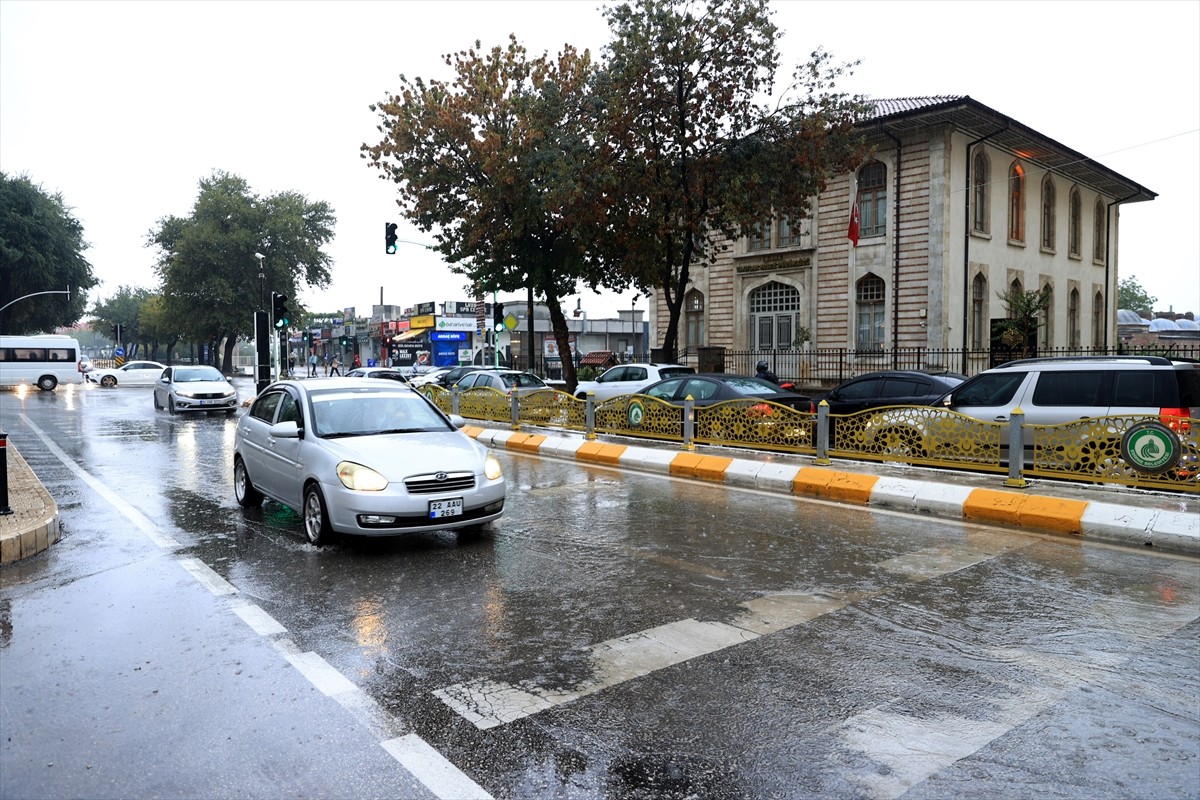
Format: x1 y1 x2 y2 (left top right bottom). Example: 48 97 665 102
994 285 1052 357
0 172 98 333
1117 276 1156 316
147 171 335 372
594 0 869 359
91 285 151 347
363 38 606 390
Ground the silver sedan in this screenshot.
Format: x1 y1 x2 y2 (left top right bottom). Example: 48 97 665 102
232 378 505 545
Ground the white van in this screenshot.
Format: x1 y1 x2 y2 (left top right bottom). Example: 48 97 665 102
0 334 84 391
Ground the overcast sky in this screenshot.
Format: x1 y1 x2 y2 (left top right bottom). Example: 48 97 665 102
2 0 1197 321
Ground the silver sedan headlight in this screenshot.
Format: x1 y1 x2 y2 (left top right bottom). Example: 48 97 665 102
336 461 389 491
485 452 503 481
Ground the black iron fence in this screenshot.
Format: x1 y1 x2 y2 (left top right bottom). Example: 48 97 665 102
513 343 1200 388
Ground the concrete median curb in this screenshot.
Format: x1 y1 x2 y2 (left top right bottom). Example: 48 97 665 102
465 426 1200 557
0 443 62 565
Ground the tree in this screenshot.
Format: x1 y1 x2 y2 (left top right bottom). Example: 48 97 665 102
91 285 152 350
0 172 98 333
147 171 335 372
593 0 869 360
363 38 610 390
994 285 1052 358
1117 276 1156 316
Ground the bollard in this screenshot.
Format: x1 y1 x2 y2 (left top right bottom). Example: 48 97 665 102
0 432 11 516
585 393 596 440
510 391 520 430
1005 407 1028 488
682 396 696 451
815 401 832 465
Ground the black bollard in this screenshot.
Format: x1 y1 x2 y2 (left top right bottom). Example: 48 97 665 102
0 432 11 516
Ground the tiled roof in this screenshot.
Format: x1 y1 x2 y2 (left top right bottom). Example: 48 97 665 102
858 96 1155 203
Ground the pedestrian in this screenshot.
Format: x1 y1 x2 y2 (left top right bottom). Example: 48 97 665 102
308 352 318 377
330 356 341 377
352 354 361 369
288 355 296 377
755 359 779 385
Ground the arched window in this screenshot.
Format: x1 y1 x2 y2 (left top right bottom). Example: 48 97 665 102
1093 198 1106 262
1008 277 1023 314
858 162 887 238
1040 175 1056 251
1038 284 1054 352
971 273 987 349
1092 291 1104 348
1068 188 1082 257
856 274 886 351
684 290 706 350
1068 288 1080 348
972 151 990 234
749 281 800 350
1008 162 1026 242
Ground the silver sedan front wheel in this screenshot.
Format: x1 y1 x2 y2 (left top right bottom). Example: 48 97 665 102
303 484 334 547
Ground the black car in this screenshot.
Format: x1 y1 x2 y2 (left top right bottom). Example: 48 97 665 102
817 370 966 415
641 373 812 411
436 366 490 388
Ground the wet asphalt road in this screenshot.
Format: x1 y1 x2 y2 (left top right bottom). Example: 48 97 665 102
2 379 1198 800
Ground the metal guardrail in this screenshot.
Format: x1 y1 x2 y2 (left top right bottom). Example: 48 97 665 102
419 385 1198 493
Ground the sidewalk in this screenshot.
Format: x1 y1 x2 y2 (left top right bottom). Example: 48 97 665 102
0 441 61 564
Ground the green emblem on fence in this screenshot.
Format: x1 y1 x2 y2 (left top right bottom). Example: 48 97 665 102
1120 421 1181 474
627 399 645 428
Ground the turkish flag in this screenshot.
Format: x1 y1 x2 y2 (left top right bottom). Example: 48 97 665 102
847 195 860 247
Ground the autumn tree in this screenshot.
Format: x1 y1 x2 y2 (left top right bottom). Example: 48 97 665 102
363 38 611 391
0 172 98 333
147 171 335 372
594 0 869 360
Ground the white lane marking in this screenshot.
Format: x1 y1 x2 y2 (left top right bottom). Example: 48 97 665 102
21 415 180 548
228 598 288 636
436 594 854 730
178 557 237 595
272 638 361 696
381 734 493 800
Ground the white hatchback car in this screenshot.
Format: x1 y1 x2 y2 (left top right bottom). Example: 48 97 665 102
88 359 168 387
574 362 695 402
233 378 506 545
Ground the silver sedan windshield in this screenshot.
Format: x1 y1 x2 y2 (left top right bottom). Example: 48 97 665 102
308 391 451 438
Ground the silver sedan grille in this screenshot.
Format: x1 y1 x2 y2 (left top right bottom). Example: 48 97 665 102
404 471 475 494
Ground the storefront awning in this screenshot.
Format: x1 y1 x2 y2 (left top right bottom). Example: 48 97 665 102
392 329 426 342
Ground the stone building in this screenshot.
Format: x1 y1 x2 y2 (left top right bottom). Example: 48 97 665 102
647 96 1156 375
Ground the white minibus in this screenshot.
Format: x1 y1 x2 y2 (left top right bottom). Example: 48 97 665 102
0 334 84 391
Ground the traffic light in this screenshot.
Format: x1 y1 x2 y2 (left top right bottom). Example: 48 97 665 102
385 222 398 254
272 293 290 329
493 302 504 332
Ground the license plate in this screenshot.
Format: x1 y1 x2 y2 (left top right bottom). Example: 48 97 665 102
428 498 463 519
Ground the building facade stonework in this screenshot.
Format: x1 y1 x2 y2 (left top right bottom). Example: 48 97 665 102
649 96 1156 370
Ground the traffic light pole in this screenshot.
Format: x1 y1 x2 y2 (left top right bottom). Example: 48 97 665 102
254 311 270 394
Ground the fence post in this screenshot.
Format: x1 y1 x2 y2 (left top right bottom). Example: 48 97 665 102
510 391 520 430
682 396 695 451
1005 407 1028 488
585 393 596 440
815 402 831 465
451 386 460 417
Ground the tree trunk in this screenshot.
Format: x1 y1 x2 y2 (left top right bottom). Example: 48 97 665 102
545 297 577 393
222 335 236 374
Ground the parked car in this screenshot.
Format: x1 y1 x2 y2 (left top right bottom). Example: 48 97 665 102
153 365 239 415
454 370 550 396
436 365 490 388
345 367 410 384
574 362 695 402
87 360 168 387
818 370 967 415
861 356 1199 471
408 367 451 387
640 373 813 411
233 378 505 545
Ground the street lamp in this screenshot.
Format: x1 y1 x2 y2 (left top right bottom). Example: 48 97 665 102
254 252 265 310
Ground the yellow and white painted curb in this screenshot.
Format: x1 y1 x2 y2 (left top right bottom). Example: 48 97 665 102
464 426 1200 557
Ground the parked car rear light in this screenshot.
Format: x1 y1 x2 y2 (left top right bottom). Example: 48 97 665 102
1160 407 1191 434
